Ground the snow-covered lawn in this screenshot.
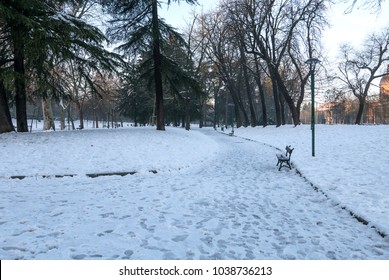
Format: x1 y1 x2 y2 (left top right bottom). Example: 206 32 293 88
0 124 388 260
228 124 389 236
0 125 218 177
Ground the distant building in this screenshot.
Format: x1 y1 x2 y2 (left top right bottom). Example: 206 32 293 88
379 65 389 124
314 65 389 124
380 65 389 97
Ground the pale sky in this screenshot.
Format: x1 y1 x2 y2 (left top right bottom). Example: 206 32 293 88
159 0 216 28
160 0 389 61
323 1 389 61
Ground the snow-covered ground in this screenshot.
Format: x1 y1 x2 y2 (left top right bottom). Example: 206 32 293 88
227 125 389 236
0 124 388 260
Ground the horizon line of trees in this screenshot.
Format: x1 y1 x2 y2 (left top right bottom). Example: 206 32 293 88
1 0 388 134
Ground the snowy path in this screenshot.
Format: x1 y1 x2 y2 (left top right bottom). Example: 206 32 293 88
1 130 388 260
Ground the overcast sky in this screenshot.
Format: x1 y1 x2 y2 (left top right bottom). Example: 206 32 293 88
160 0 389 61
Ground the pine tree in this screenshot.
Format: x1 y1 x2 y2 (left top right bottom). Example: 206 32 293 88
0 30 15 133
0 78 14 133
102 0 198 131
0 0 121 133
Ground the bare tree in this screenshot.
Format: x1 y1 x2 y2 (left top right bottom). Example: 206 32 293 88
238 0 327 126
225 1 258 126
337 26 389 124
198 9 250 127
345 0 385 13
186 0 328 127
185 13 222 128
288 0 327 124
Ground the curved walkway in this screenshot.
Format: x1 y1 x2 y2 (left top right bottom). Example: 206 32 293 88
1 129 388 259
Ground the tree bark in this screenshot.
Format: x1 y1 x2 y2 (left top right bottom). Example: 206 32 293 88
42 97 55 131
355 96 365 125
92 110 98 128
239 40 256 127
225 82 249 128
60 107 66 130
253 55 268 127
270 65 300 126
75 100 84 129
296 75 310 125
280 97 286 125
269 68 282 127
185 98 191 131
12 24 28 132
199 97 204 128
0 79 15 133
151 0 165 131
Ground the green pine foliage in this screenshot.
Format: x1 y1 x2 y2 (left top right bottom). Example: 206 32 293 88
0 0 122 132
102 0 202 129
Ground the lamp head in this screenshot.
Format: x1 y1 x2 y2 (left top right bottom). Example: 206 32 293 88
305 58 320 65
305 58 321 70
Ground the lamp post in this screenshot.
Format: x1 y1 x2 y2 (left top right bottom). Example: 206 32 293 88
228 103 235 135
305 58 320 157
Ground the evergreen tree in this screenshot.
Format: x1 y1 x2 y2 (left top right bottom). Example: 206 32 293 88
0 78 14 133
101 0 198 131
0 25 15 133
116 63 154 126
117 41 203 128
0 0 120 133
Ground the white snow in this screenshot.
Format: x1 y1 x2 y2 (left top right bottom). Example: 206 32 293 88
229 125 389 236
0 124 388 260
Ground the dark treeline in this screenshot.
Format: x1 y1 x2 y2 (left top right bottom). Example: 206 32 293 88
1 0 388 134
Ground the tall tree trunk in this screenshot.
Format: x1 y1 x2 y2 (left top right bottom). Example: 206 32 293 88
151 0 165 131
75 100 84 129
172 100 178 127
133 105 138 127
185 98 191 131
42 97 55 131
60 107 66 130
235 69 248 127
68 107 75 130
0 79 15 133
93 109 99 128
355 96 365 125
296 75 310 125
271 65 300 126
270 73 282 127
213 88 219 129
222 71 249 127
253 55 268 127
226 82 248 128
234 105 241 128
239 41 256 127
181 114 185 128
199 98 204 128
280 97 286 125
112 108 115 128
12 25 28 132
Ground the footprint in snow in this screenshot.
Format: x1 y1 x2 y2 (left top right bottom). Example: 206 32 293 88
71 254 87 260
172 235 188 242
123 250 133 259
